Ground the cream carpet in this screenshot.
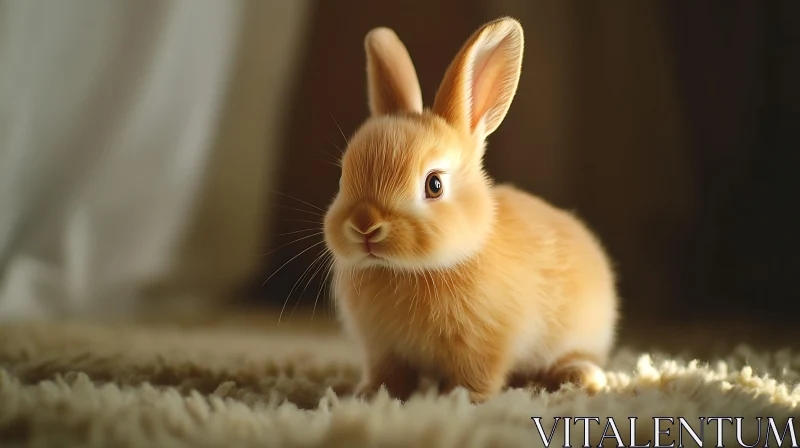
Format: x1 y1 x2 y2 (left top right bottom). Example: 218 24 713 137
0 310 798 447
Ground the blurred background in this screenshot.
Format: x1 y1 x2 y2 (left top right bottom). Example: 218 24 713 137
0 1 797 327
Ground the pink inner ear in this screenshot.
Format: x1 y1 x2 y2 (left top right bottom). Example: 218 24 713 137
469 38 510 133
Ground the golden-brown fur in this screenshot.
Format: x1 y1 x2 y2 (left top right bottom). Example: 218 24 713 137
323 17 618 403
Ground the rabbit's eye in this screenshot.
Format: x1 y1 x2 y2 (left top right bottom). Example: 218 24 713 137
425 172 444 199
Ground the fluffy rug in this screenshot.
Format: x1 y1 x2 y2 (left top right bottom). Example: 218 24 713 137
0 310 798 447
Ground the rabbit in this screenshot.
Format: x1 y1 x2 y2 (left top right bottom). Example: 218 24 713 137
322 17 619 404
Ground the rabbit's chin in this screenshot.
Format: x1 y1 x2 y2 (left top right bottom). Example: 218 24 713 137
332 246 473 273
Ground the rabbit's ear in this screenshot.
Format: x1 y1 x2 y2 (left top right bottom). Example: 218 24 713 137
364 28 423 116
432 18 523 140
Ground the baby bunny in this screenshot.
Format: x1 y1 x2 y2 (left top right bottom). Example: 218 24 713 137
323 17 619 403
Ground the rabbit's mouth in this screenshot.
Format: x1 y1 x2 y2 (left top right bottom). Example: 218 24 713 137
362 239 386 260
364 249 384 260
350 250 389 269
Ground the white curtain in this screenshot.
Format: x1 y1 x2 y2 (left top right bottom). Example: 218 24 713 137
0 0 311 320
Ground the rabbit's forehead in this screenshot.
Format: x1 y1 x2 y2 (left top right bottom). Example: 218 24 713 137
347 116 460 170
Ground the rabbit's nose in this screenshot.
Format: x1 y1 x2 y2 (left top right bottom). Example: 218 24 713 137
348 221 387 243
364 227 380 241
346 202 388 242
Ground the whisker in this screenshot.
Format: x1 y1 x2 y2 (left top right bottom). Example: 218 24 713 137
259 232 323 257
329 112 349 150
299 249 332 300
422 269 433 300
358 269 366 297
323 139 345 158
284 218 324 226
370 282 389 304
329 262 345 322
268 190 326 212
271 204 325 217
303 251 334 322
280 248 329 324
313 255 336 323
289 249 332 320
317 141 343 158
315 156 342 169
261 240 326 287
277 228 322 236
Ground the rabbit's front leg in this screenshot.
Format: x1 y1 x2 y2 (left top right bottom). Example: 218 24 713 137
439 345 511 403
355 352 420 401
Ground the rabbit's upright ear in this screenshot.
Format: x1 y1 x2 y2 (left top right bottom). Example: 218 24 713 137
432 18 523 141
364 28 423 116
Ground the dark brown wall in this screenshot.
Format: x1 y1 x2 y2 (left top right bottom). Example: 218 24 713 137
251 1 800 324
664 1 800 319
